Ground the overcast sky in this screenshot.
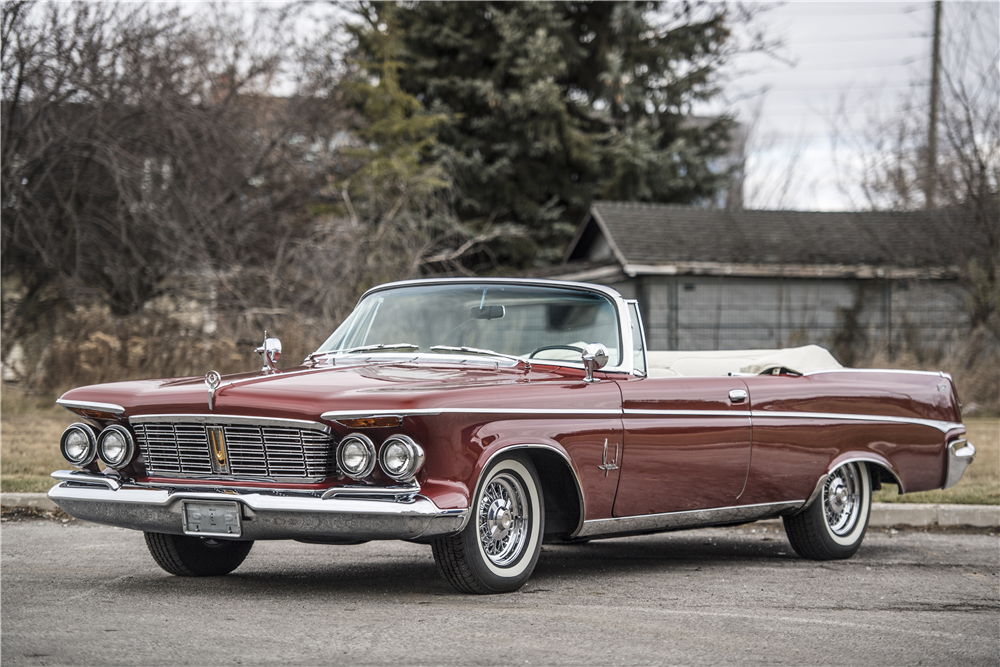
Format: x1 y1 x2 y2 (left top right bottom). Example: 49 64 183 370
713 1 999 211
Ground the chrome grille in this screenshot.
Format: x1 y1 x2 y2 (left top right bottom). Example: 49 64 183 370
133 422 334 480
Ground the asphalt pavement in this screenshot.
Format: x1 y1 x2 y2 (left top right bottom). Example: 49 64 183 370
2 518 998 666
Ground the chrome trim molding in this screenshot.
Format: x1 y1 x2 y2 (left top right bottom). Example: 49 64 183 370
321 408 623 421
51 470 122 491
319 407 957 434
805 368 948 378
56 399 126 416
750 411 963 434
321 481 421 500
625 409 752 418
797 475 829 514
944 439 976 489
130 414 332 434
575 500 804 539
48 479 468 541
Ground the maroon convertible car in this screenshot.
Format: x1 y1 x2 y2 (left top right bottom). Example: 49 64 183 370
50 278 975 593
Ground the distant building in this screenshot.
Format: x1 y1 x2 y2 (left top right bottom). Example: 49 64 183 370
555 202 985 358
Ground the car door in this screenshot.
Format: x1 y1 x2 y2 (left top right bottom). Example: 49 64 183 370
612 375 753 516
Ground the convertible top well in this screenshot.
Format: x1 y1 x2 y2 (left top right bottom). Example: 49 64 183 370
646 344 844 377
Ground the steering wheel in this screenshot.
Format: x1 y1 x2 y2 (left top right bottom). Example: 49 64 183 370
527 344 585 359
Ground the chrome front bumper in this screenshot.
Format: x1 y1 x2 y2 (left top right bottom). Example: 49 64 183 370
48 471 468 541
943 439 976 489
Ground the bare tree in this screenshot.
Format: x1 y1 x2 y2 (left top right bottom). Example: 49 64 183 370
829 3 999 336
1 1 347 335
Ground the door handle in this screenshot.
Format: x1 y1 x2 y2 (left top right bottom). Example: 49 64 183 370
729 389 748 403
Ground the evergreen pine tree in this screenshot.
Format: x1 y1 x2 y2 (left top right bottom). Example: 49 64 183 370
349 1 737 267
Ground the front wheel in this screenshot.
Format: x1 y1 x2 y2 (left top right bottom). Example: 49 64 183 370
144 532 254 576
783 461 871 560
432 455 544 594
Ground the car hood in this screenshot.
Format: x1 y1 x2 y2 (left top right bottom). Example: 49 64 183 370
58 361 588 423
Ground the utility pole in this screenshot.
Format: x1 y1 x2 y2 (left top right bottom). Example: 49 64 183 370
926 0 942 209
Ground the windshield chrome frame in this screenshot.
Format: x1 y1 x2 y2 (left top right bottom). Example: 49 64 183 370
321 277 637 375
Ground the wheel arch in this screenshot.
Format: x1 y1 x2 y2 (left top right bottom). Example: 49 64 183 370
799 455 903 513
465 444 585 539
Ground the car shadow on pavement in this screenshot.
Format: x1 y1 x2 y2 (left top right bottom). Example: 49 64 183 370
105 529 900 598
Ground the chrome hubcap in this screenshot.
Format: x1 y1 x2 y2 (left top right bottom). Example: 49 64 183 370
478 473 527 566
824 463 862 536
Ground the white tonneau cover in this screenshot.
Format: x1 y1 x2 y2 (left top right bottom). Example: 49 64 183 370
645 344 843 378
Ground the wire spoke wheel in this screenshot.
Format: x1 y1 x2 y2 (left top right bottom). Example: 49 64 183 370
823 463 863 536
478 473 528 566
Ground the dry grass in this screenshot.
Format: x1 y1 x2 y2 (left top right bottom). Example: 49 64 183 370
3 385 997 502
1 390 77 493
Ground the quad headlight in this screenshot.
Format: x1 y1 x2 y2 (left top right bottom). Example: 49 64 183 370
60 423 98 467
337 433 377 479
97 424 135 469
379 435 424 482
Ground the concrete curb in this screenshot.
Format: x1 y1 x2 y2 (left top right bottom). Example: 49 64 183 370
1 493 59 512
2 493 998 527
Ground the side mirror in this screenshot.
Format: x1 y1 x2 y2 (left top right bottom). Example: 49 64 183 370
256 333 282 373
581 343 609 383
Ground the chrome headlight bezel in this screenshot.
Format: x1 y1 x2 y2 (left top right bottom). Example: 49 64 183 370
379 434 425 482
337 433 377 479
97 424 135 469
60 423 99 467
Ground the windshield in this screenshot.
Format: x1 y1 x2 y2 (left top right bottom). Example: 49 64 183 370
315 283 621 366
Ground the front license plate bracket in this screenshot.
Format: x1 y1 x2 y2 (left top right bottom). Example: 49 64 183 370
182 500 242 538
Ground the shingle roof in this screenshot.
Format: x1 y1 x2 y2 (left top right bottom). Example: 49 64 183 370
565 202 987 275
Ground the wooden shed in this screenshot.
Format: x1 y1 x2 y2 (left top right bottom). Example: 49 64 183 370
555 202 984 357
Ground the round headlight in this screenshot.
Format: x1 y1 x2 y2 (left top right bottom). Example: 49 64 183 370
337 434 376 479
97 425 135 469
379 435 424 482
60 423 98 467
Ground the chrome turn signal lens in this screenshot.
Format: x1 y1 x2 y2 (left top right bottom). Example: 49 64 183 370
60 423 98 467
379 435 424 482
337 433 377 479
97 424 135 469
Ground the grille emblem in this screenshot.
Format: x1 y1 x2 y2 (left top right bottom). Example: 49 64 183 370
207 427 228 473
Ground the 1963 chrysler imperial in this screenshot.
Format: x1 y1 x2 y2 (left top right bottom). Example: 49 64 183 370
49 278 975 593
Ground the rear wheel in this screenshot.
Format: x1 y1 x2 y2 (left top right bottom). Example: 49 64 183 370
432 455 544 594
144 532 254 576
784 461 871 560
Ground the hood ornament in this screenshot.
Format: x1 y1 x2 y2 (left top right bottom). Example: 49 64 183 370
255 331 282 374
205 370 222 411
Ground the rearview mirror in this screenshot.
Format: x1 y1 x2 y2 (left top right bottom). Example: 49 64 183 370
470 305 505 320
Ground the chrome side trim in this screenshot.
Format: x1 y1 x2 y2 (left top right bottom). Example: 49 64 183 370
320 408 961 433
321 408 623 421
576 501 804 539
944 439 975 489
51 470 122 491
625 409 752 418
750 411 962 434
129 414 332 433
56 399 126 416
470 444 587 537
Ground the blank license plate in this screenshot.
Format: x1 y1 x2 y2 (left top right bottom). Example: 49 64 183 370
182 501 241 538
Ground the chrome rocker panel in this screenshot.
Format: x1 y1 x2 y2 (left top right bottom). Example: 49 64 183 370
48 471 468 542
